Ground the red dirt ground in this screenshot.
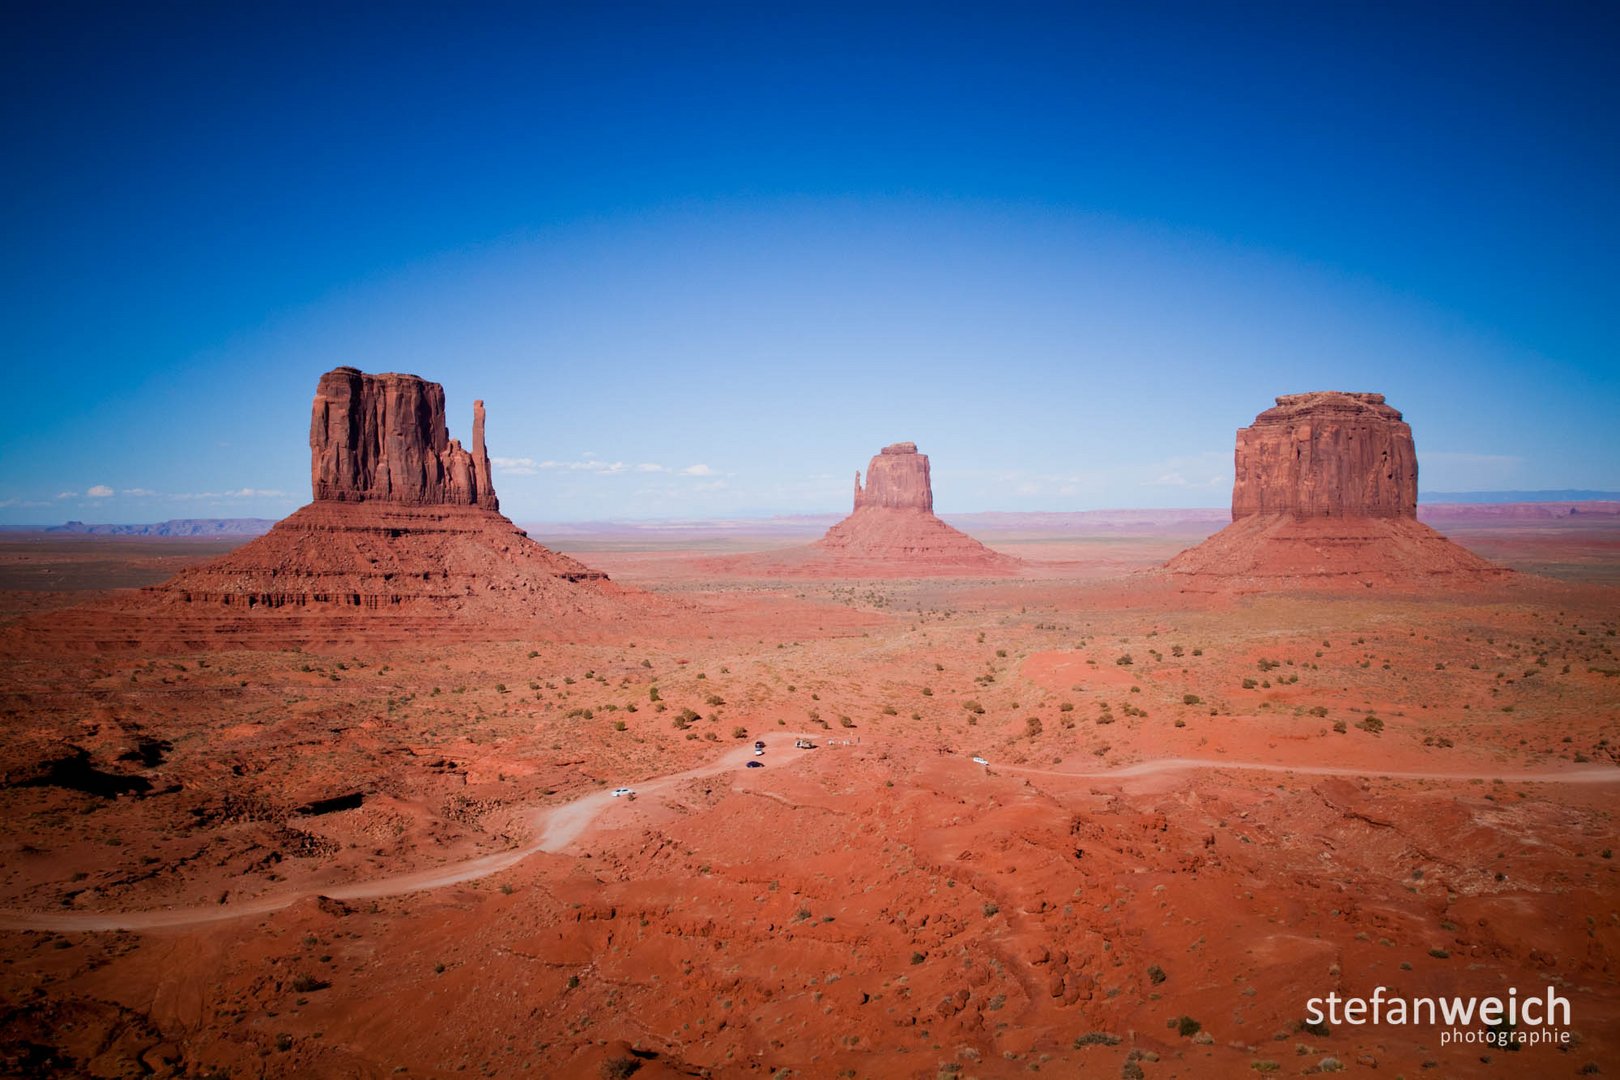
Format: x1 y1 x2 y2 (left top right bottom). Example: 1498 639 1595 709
0 515 1616 1078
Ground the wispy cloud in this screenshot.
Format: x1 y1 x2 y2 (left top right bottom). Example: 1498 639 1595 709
495 455 717 478
51 486 290 502
1145 471 1226 489
171 488 290 500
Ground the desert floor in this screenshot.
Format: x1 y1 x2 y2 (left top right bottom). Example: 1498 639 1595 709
1 517 1616 1078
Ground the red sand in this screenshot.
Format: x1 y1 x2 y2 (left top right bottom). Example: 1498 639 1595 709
0 515 1616 1077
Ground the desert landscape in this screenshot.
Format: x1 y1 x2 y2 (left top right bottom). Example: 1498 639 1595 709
0 371 1615 1079
7 6 1617 1078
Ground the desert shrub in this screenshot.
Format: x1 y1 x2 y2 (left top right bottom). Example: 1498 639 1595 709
1182 694 1201 705
601 1057 642 1079
1025 716 1043 737
839 715 855 728
732 726 748 739
1175 1016 1201 1037
1116 654 1133 667
1072 1032 1121 1048
1357 716 1385 734
1147 964 1167 985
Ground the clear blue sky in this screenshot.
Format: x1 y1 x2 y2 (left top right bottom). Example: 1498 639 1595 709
3 1 1616 524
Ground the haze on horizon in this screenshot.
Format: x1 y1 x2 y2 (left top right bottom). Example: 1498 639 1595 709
2 2 1616 525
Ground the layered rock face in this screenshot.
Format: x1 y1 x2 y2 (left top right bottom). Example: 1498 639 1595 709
853 443 933 512
1231 392 1416 520
1165 391 1504 589
805 442 1016 575
73 367 638 646
311 367 498 510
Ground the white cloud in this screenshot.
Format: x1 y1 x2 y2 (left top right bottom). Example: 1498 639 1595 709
501 456 723 479
491 456 539 475
538 459 631 474
177 488 290 500
55 491 77 499
86 484 114 497
1146 471 1226 488
121 487 159 497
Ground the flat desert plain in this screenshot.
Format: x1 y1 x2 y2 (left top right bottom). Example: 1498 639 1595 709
1 511 1617 1078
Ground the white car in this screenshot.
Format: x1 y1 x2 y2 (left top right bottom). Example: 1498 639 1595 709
611 787 635 798
971 756 989 767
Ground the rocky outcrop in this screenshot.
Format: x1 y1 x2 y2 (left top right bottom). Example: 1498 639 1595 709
853 443 933 512
1231 392 1415 520
28 367 643 647
310 367 497 510
1165 391 1505 589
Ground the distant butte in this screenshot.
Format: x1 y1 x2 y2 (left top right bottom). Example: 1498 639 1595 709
1164 391 1506 588
26 367 642 649
812 442 1016 572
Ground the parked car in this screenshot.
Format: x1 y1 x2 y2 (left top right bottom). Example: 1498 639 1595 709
971 756 989 767
746 761 764 769
611 787 635 797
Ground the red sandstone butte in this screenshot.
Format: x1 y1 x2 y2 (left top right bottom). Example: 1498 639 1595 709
1165 391 1504 587
810 443 1017 573
852 441 933 512
22 367 641 648
1232 392 1416 519
310 366 498 510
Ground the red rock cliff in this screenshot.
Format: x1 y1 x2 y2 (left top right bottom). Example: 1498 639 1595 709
852 442 934 513
310 367 498 510
1231 392 1416 520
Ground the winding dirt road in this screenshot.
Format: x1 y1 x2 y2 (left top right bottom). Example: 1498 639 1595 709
2 738 1612 933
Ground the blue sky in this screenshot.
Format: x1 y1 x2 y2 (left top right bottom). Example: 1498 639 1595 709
2 1 1616 523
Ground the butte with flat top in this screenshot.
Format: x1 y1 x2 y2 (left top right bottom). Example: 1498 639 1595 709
1164 391 1506 588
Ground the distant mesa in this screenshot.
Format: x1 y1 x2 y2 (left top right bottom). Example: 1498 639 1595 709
46 519 275 537
692 441 1016 578
1164 391 1507 588
813 441 1017 572
23 367 637 648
